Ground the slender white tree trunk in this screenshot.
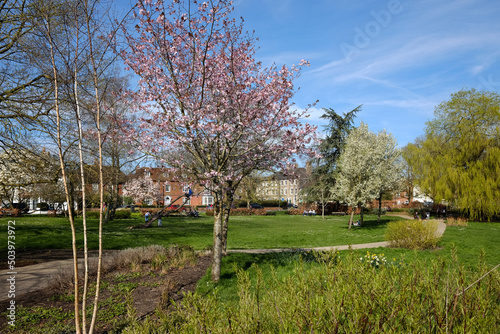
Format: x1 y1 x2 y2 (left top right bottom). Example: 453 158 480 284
86 1 104 330
45 13 81 334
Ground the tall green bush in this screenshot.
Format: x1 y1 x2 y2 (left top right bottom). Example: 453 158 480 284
114 210 131 219
385 219 441 249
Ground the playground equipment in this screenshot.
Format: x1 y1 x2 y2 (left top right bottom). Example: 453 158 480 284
129 191 201 229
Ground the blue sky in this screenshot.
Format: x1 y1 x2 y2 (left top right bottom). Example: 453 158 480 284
229 0 500 147
116 0 500 148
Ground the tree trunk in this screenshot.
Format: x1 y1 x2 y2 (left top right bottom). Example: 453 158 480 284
378 194 382 222
211 200 223 282
222 190 234 256
321 188 325 219
360 203 364 224
222 210 230 256
348 207 354 230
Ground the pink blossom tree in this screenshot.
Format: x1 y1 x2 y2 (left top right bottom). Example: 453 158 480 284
120 0 317 281
122 175 162 205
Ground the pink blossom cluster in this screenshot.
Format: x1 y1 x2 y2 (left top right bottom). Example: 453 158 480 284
122 175 162 202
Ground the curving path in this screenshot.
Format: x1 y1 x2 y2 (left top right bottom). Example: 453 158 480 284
229 220 446 254
1 220 446 302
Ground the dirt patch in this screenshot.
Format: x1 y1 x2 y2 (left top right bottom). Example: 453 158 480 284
0 250 212 333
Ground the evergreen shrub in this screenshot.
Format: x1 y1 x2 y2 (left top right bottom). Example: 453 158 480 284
114 210 131 219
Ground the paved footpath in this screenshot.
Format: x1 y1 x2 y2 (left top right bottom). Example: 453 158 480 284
1 220 446 302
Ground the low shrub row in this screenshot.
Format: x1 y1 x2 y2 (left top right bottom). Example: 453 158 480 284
205 208 269 216
84 210 132 219
446 217 469 226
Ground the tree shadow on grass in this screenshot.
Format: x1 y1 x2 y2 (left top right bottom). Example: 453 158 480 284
220 251 314 280
341 215 403 231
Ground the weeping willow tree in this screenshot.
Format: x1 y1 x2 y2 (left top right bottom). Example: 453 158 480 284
411 88 500 220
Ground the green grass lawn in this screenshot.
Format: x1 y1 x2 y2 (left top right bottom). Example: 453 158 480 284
1 213 499 269
197 220 500 305
0 213 394 253
2 212 499 333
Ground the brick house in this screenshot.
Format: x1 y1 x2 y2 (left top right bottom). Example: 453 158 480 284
131 167 213 207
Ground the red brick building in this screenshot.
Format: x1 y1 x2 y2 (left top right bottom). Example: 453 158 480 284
131 167 213 207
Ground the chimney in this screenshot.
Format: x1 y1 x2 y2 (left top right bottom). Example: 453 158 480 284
306 161 312 175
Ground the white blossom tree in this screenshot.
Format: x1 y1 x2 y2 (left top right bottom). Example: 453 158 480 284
333 122 400 228
371 129 401 221
0 149 58 205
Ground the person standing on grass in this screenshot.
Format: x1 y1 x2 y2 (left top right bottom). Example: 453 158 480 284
185 186 193 199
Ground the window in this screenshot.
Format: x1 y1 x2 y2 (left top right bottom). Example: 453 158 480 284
144 170 151 177
145 198 153 205
284 189 287 195
284 180 287 185
164 196 171 205
92 183 98 192
165 184 171 192
183 197 191 205
202 196 214 206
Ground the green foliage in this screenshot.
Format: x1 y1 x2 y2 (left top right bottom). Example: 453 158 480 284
135 251 500 333
205 208 269 216
303 106 361 204
13 306 74 328
85 210 101 219
389 208 406 212
114 210 131 219
385 219 441 249
318 106 361 171
122 196 134 205
410 88 500 220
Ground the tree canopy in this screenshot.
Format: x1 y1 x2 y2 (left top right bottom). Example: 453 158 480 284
410 88 500 220
301 106 360 210
333 122 400 227
120 0 317 281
